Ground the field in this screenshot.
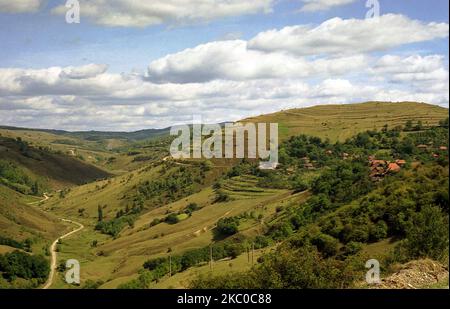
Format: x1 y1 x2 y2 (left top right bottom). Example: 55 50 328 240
244 102 448 141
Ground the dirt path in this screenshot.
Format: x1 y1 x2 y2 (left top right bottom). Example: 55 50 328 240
42 219 84 289
27 192 50 205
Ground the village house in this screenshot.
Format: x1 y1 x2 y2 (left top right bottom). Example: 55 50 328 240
417 144 428 150
369 156 404 181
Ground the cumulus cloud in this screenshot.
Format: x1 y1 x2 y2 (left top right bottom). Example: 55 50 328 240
61 64 108 79
0 0 42 13
50 0 274 27
1 14 448 131
248 14 449 56
371 55 449 83
299 0 356 12
147 40 368 83
1 58 448 131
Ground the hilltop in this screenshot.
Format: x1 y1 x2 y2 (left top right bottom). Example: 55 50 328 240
244 102 448 141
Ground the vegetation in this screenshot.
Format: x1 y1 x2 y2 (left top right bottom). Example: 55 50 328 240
0 251 49 284
2 103 448 289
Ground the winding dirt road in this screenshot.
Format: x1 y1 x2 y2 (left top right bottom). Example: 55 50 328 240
42 219 84 289
27 193 50 205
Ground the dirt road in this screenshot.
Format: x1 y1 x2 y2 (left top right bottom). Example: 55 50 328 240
42 219 84 289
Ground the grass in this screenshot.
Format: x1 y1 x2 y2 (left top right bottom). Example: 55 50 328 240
153 246 275 289
243 102 448 142
0 136 110 190
3 101 448 289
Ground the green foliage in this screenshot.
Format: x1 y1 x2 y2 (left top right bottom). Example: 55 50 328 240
165 213 180 225
82 279 104 289
185 202 200 214
398 205 449 261
214 190 231 203
0 251 49 282
0 236 33 251
0 160 41 195
216 217 240 236
190 245 360 289
95 215 137 237
135 166 196 207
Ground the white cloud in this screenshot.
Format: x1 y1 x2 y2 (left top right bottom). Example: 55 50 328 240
0 0 42 13
248 14 449 56
1 61 448 131
61 64 108 79
299 0 356 12
1 14 448 131
51 0 274 27
371 55 449 83
147 40 368 83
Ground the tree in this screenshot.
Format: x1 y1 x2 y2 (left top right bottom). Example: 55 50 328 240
311 233 339 257
97 205 103 222
216 217 240 236
31 180 39 195
165 213 180 225
405 120 413 131
402 205 449 261
414 120 423 131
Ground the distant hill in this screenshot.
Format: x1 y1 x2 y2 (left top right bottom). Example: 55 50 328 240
3 102 446 144
0 126 171 142
0 136 110 190
243 102 448 142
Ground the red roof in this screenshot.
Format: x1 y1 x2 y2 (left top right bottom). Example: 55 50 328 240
371 160 386 166
387 163 401 172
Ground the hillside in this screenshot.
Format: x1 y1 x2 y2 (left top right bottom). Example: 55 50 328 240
1 101 448 290
244 102 448 141
0 186 65 242
0 136 110 190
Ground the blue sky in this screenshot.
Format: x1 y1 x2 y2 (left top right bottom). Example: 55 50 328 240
1 0 448 72
0 0 448 131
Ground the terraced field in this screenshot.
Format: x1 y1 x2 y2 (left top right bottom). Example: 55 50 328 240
220 175 279 200
244 102 448 142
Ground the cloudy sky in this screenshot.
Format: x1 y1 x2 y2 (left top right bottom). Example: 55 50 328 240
0 0 448 131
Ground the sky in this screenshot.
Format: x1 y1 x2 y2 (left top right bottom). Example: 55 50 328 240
0 0 448 131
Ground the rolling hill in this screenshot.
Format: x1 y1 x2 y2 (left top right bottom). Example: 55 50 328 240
1 101 448 289
244 102 448 141
0 136 110 190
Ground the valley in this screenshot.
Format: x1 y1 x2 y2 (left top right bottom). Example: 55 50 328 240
0 102 448 289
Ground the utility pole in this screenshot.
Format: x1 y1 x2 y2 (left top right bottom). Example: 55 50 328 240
251 243 254 266
210 244 213 271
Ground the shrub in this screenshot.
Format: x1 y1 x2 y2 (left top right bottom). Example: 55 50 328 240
216 217 240 236
165 213 180 225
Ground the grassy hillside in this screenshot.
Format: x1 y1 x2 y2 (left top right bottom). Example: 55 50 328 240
0 127 172 174
0 126 170 142
0 186 65 242
1 101 448 290
244 102 448 141
0 136 110 190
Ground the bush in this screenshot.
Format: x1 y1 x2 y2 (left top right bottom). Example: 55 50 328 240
369 220 388 241
401 205 449 261
215 191 231 203
0 251 49 282
216 217 240 236
190 246 359 289
165 213 180 225
311 233 339 257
